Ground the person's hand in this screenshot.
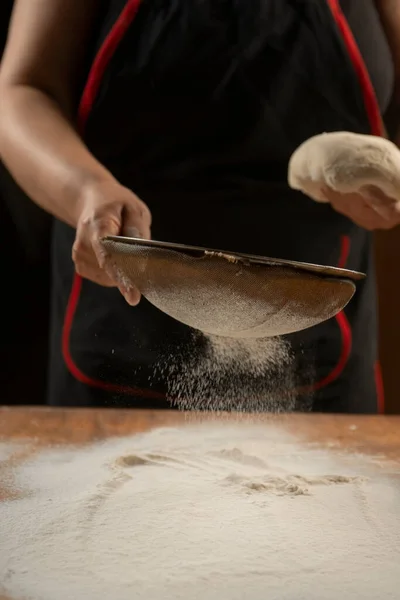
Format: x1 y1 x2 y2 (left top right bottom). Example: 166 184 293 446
320 185 400 231
288 131 400 231
72 180 151 305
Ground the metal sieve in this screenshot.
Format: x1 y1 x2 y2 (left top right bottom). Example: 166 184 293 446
101 236 364 339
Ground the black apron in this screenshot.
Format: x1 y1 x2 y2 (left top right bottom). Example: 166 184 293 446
48 0 393 412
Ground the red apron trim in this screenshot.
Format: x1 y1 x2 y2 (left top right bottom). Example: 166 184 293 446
62 271 164 398
298 235 352 394
62 0 164 399
326 0 383 138
314 0 385 411
78 0 144 132
312 235 352 390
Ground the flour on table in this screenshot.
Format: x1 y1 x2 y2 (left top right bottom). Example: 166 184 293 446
0 442 22 464
1 423 400 600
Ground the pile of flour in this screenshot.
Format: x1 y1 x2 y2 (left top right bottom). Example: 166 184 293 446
1 423 400 600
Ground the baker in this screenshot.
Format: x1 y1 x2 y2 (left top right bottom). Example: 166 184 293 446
0 0 399 411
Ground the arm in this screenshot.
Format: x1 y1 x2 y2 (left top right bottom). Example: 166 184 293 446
0 0 150 304
0 0 116 227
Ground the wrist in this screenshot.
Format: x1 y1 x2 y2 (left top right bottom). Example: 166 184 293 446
73 171 117 224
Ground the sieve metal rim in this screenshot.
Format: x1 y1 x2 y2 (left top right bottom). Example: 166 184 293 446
102 235 365 282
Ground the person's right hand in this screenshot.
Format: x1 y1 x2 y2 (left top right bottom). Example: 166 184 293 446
72 180 152 306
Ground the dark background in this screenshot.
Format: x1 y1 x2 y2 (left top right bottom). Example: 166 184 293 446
1 2 399 412
1 0 51 405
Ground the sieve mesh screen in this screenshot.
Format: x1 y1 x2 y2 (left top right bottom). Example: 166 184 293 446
101 237 360 339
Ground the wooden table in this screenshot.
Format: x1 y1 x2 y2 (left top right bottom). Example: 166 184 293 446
1 407 400 600
1 406 400 457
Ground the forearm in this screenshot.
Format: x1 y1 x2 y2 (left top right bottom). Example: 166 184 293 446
0 84 115 227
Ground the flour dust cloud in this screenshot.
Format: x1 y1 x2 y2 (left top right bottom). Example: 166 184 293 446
156 332 298 412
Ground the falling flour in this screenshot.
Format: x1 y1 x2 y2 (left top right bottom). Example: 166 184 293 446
158 334 300 412
1 423 400 600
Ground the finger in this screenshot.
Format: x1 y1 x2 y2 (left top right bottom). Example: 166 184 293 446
75 260 116 287
72 241 102 265
329 193 372 227
112 266 141 306
118 285 141 306
359 185 398 220
353 196 400 229
122 226 142 239
320 186 341 204
73 222 119 284
73 213 121 269
90 210 123 268
119 210 150 305
123 203 152 240
330 195 394 230
99 257 141 306
363 197 400 226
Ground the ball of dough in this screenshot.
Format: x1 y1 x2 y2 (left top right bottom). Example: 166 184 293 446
288 131 400 203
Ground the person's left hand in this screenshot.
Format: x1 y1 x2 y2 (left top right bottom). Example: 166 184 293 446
288 131 400 231
320 185 400 231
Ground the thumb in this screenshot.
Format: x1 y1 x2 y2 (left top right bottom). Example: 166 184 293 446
122 225 142 239
123 204 152 240
91 213 142 306
95 210 146 307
